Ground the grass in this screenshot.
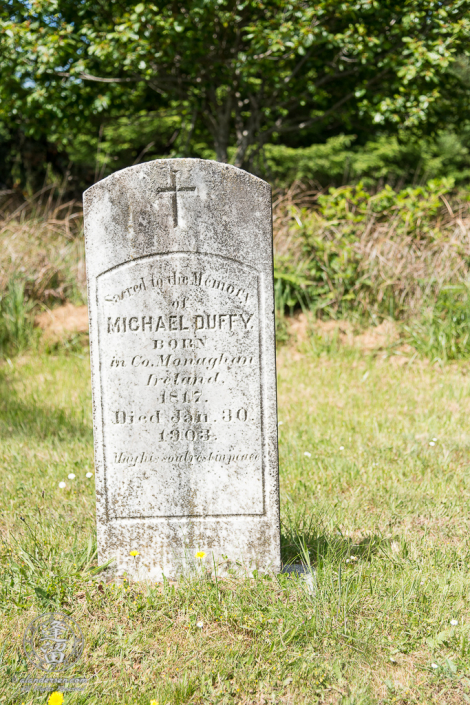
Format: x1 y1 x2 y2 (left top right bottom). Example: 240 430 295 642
4 182 470 338
0 189 85 310
1 343 470 704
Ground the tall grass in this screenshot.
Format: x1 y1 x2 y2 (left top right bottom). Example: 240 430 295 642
3 180 470 359
0 279 34 356
273 178 470 316
0 186 85 357
0 185 85 307
402 285 470 363
273 179 470 358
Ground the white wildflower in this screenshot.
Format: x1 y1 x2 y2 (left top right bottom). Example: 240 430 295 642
429 441 435 446
196 621 203 628
431 663 438 669
340 446 344 450
304 452 311 458
58 482 66 489
86 472 93 478
450 619 458 626
68 473 76 480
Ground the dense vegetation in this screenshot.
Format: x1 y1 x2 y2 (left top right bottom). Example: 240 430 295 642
2 0 470 360
1 175 470 361
1 1 470 192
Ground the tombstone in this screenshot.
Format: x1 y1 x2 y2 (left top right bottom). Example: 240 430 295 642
83 159 280 580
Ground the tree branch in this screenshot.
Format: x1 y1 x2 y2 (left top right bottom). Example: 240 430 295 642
56 71 135 83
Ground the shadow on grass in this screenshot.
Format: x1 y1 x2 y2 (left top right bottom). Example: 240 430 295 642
0 378 91 442
281 509 390 567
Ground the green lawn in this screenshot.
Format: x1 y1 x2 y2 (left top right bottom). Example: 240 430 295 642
1 343 470 704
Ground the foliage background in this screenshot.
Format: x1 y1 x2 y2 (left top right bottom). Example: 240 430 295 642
1 0 470 192
2 0 470 360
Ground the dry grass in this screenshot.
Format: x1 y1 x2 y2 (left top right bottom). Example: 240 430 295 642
0 186 85 305
2 181 470 319
35 302 89 342
273 181 470 314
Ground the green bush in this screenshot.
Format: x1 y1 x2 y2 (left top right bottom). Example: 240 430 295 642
263 130 470 188
273 178 470 359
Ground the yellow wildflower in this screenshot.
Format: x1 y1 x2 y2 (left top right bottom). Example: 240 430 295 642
129 550 140 557
195 551 206 559
150 701 159 705
48 693 64 705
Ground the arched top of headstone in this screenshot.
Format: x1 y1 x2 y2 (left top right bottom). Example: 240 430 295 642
84 159 272 280
85 158 270 194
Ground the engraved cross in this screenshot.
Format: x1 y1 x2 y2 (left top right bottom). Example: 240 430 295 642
154 169 197 227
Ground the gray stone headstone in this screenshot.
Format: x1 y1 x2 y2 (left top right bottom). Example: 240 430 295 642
84 159 280 580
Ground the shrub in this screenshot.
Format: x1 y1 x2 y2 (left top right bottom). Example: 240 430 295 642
273 178 470 321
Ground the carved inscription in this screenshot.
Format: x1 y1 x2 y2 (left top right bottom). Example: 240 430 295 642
97 252 264 519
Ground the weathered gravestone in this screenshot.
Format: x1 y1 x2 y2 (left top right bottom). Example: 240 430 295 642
84 159 280 580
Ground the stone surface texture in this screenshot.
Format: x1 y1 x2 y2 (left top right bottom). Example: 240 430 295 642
84 158 280 580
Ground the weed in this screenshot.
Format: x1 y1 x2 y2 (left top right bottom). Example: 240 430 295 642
404 285 470 362
0 188 85 308
0 278 34 356
4 183 470 361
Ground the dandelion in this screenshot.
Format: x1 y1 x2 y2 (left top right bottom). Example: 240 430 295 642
86 472 93 478
339 446 344 450
48 694 64 705
451 619 458 626
197 621 203 628
429 441 435 447
304 452 311 458
58 482 66 489
129 550 140 557
431 663 438 669
195 551 206 559
150 701 158 705
68 473 76 480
